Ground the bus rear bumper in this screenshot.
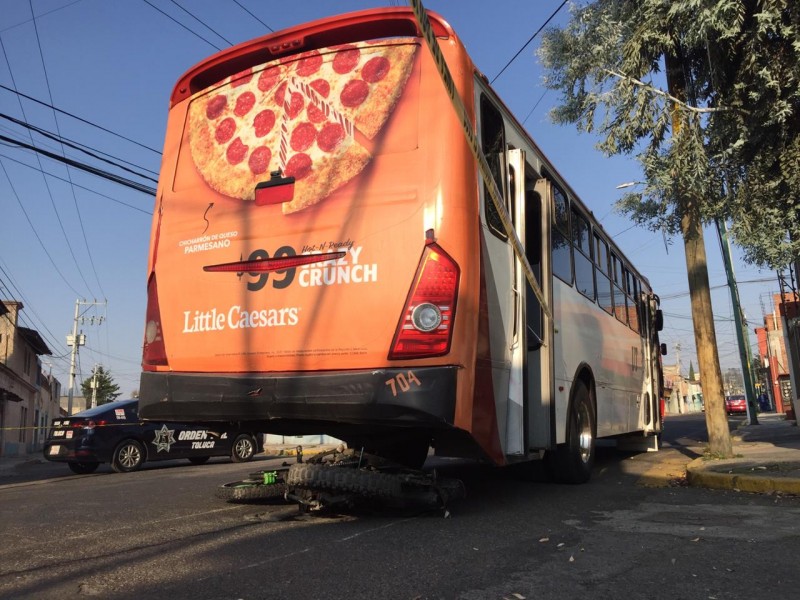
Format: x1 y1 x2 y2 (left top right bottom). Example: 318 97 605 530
138 366 458 435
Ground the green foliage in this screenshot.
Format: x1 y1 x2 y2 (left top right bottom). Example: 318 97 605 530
538 0 800 268
80 365 121 406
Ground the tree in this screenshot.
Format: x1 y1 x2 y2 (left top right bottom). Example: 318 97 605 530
538 1 798 457
80 365 121 406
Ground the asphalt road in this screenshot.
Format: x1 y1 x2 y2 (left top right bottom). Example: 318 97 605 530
1 415 799 600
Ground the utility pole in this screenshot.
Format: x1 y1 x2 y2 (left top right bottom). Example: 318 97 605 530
65 299 106 415
717 219 758 424
66 300 84 416
90 365 99 409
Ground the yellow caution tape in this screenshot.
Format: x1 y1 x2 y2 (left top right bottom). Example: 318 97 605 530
408 0 553 323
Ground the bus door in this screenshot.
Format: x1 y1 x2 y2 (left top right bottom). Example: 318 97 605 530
643 293 663 434
505 150 554 457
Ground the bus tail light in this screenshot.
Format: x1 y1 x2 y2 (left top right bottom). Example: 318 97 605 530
389 242 459 359
142 273 168 368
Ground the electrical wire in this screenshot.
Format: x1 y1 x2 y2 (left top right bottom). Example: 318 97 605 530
0 159 84 297
0 134 157 195
28 0 106 301
490 0 568 84
168 0 234 46
232 0 274 33
1 32 94 298
0 84 162 155
0 112 159 183
0 270 70 360
0 151 152 214
141 0 223 51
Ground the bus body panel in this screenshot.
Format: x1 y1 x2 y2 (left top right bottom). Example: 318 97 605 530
139 7 662 471
140 10 507 463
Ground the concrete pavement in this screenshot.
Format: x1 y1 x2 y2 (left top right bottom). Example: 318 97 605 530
3 416 800 496
685 412 800 495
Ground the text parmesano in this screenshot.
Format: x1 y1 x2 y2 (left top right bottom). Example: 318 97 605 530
183 305 299 333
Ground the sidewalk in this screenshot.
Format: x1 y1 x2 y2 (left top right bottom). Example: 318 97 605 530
685 412 800 495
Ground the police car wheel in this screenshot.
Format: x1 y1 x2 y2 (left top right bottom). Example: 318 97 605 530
112 440 145 473
231 434 256 463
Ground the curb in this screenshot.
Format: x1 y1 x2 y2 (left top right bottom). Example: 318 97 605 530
686 458 800 495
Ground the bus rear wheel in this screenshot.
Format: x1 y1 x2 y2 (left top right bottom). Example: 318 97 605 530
546 380 595 484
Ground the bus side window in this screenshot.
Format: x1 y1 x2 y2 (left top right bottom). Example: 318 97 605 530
480 95 507 241
626 269 640 333
571 207 595 301
551 184 572 284
611 252 628 325
594 233 613 314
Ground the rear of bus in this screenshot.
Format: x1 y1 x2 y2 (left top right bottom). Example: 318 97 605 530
138 9 486 465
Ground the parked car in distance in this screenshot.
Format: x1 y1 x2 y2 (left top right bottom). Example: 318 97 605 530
725 394 747 415
43 399 262 474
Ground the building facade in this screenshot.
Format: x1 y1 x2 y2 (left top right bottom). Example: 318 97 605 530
1 301 60 458
663 363 704 415
754 293 797 417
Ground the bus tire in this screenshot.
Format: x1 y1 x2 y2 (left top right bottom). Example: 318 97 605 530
231 434 256 463
215 478 286 502
111 440 145 473
286 463 402 499
547 380 595 484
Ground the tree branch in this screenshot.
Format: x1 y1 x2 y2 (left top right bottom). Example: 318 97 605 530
602 68 734 114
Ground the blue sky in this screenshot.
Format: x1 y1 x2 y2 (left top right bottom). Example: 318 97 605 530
0 0 776 396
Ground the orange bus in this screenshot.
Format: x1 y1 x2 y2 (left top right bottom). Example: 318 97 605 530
138 7 664 482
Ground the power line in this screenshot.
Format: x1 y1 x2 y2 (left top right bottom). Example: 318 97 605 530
0 134 157 195
659 277 775 300
1 30 94 298
0 112 159 183
0 151 153 215
0 159 84 297
0 267 70 360
168 0 234 46
0 84 162 155
28 0 105 300
232 0 274 33
141 0 223 51
490 0 568 84
0 0 84 34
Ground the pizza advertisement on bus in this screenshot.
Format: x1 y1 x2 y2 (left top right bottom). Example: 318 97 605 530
183 38 419 214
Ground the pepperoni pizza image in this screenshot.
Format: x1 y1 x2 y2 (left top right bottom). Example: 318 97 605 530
187 39 418 214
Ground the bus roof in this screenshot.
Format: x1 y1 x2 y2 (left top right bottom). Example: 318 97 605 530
170 7 455 107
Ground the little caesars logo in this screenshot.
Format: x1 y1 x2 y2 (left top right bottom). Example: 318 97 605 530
182 305 299 333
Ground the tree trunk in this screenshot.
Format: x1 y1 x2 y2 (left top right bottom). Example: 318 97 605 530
681 197 733 457
665 46 733 457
